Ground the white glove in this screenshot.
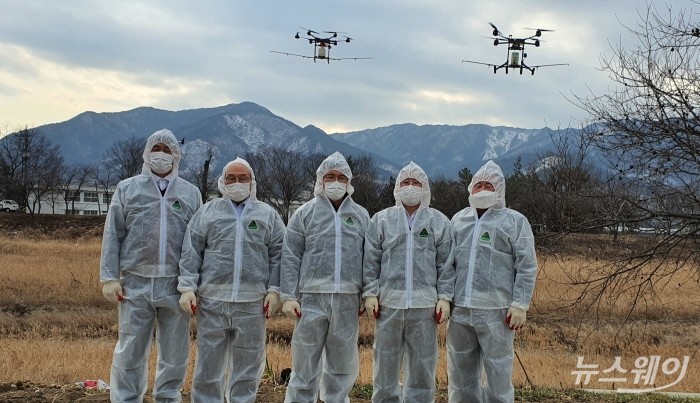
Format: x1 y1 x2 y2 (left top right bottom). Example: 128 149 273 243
101 281 123 303
179 291 197 315
435 299 451 324
506 306 527 330
264 292 281 319
282 300 301 319
364 296 379 319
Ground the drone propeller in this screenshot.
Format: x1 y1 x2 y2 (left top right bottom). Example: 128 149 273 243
300 27 317 33
488 22 505 37
524 27 554 37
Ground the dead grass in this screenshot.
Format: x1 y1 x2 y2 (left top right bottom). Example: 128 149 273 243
533 251 700 321
0 235 698 394
0 237 104 307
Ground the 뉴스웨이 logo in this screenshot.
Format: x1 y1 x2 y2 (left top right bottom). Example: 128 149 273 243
571 355 690 393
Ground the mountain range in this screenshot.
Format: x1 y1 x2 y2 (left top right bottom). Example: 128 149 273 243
17 102 578 179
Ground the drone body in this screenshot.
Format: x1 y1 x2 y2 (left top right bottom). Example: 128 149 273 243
463 23 568 75
271 28 372 63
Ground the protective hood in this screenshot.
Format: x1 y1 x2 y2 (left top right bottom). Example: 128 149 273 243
313 151 355 196
468 160 506 209
393 161 431 207
217 157 258 201
141 129 182 176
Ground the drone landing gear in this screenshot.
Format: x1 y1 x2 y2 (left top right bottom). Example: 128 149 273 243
520 63 536 75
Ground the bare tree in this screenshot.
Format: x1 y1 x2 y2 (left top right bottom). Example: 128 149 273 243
183 145 217 203
430 175 469 218
346 154 389 216
103 135 147 181
56 164 96 214
0 127 63 214
522 133 601 235
426 166 470 218
376 177 396 214
564 2 700 319
56 165 79 214
246 147 323 224
93 163 118 213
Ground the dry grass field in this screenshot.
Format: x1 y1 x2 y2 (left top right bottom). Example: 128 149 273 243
0 213 698 402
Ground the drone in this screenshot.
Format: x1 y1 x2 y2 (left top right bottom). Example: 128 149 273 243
462 23 568 75
271 28 373 63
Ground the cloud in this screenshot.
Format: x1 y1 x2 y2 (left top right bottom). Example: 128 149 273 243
0 0 687 132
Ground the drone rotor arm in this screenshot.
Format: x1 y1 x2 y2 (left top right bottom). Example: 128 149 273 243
323 30 346 38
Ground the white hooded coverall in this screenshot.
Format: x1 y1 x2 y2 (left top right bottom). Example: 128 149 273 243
362 162 454 403
100 129 202 403
178 158 285 403
447 160 537 403
280 152 370 403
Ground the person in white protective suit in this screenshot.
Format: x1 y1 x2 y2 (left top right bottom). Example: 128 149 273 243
178 158 286 403
100 129 202 403
280 151 370 403
362 161 454 403
447 160 537 403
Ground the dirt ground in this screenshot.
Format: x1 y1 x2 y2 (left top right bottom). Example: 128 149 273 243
0 381 294 403
0 381 640 403
4 381 679 403
0 212 106 239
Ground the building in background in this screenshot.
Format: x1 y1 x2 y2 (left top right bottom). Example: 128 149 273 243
27 187 115 215
25 187 304 218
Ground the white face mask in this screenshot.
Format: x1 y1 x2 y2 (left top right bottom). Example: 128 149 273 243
469 190 498 209
149 151 174 174
399 185 422 206
324 181 347 201
220 183 251 202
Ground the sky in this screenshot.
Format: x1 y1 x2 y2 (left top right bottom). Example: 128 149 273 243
0 1 686 135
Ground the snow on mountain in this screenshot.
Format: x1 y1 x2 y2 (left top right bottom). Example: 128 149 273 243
332 123 566 177
483 127 539 160
11 101 579 179
28 102 399 177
